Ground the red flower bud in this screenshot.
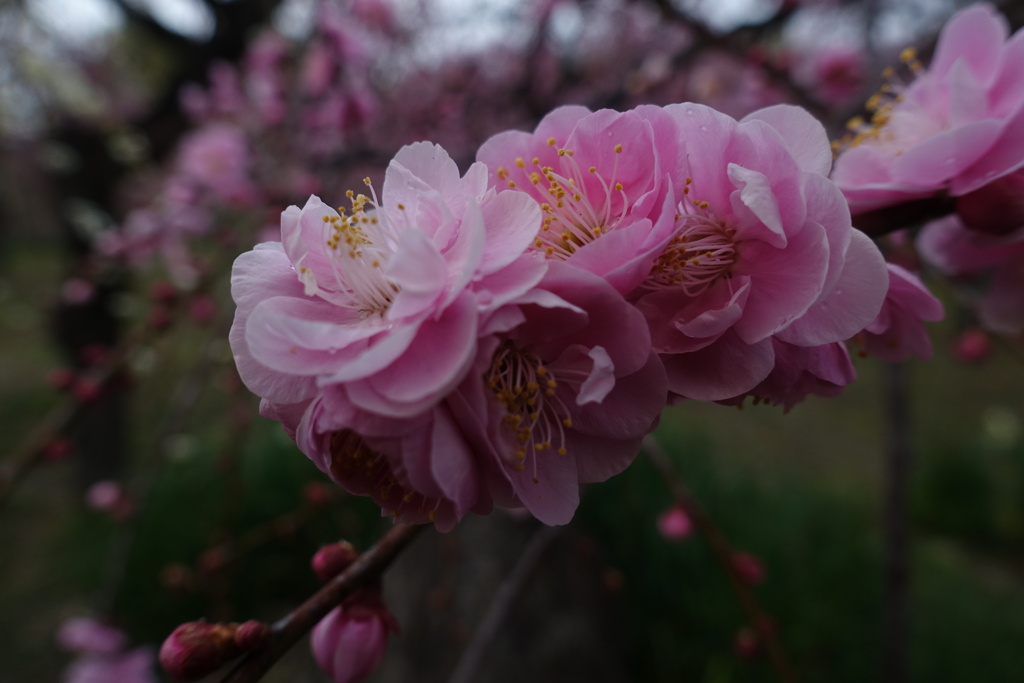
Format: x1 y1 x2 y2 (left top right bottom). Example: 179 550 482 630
234 621 270 652
312 542 358 582
159 621 240 681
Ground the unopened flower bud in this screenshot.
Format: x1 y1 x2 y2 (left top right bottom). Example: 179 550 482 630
159 621 240 681
656 504 693 541
234 621 270 651
312 542 358 582
731 551 765 585
951 328 992 364
311 590 397 683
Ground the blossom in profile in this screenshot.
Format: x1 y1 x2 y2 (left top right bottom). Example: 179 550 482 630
832 4 1024 216
311 590 397 683
856 264 945 362
633 103 887 403
716 339 856 412
230 141 545 422
917 216 1024 335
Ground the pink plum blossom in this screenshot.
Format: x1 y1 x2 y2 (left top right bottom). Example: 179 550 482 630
230 141 546 422
856 264 945 361
476 105 681 295
311 590 397 683
716 339 856 412
631 103 888 402
452 262 668 525
175 123 256 204
792 44 866 107
832 4 1024 215
276 262 667 529
917 215 1024 335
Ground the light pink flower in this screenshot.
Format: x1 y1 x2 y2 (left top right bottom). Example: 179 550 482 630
632 103 887 401
857 264 944 361
57 617 127 656
917 215 1024 335
230 141 546 420
475 105 680 295
175 123 256 204
311 590 397 683
832 4 1024 215
63 647 158 683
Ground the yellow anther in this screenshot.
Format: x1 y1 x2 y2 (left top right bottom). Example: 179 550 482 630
515 157 526 168
614 144 623 153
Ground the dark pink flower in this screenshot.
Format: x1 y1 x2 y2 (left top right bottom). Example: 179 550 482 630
452 262 668 525
311 590 397 683
857 264 944 361
917 216 1024 335
633 103 887 401
833 4 1024 214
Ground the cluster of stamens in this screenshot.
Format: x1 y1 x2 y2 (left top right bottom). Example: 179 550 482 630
495 139 629 260
485 341 573 482
644 177 737 296
832 47 922 155
315 177 402 316
329 429 443 522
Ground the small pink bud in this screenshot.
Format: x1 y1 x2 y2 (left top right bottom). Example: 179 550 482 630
188 295 217 325
733 627 760 660
656 504 693 541
150 280 179 305
61 278 96 304
147 305 174 331
73 377 102 403
303 481 334 509
311 590 397 683
312 542 358 582
47 367 77 391
41 438 72 462
234 621 270 651
732 552 765 585
79 344 108 367
951 328 992 364
159 621 240 681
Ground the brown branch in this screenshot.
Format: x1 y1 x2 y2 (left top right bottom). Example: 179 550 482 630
219 522 426 683
852 195 956 238
642 435 799 683
446 524 560 683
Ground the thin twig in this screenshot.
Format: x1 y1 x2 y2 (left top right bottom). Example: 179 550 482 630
446 523 561 683
643 435 799 683
219 522 426 683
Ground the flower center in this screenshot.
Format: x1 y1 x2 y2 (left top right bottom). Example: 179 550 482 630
833 47 927 154
485 341 574 481
644 180 737 296
317 178 401 317
329 429 443 522
496 139 629 260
